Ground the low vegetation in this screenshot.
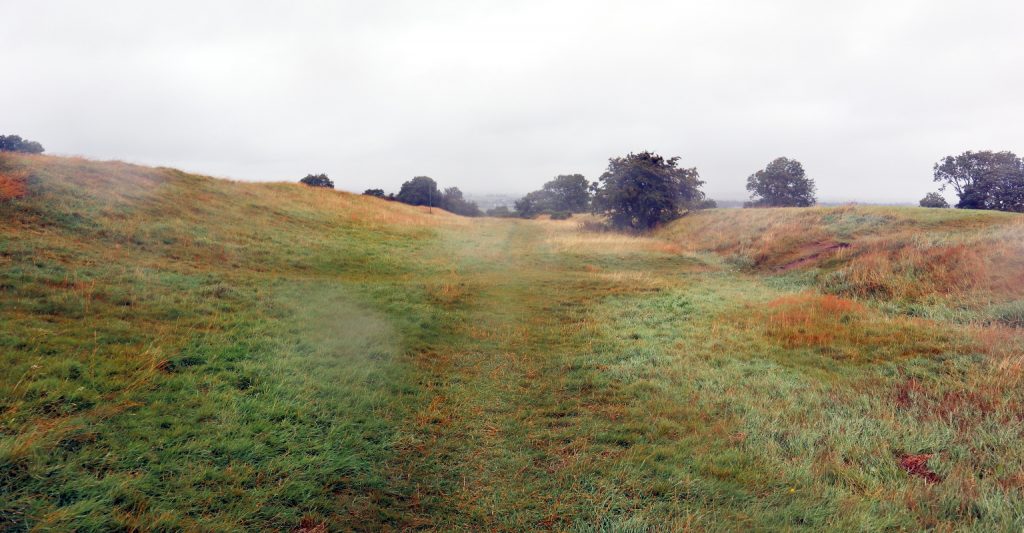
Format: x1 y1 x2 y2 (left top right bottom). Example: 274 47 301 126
2 153 1023 530
299 173 334 188
0 135 44 155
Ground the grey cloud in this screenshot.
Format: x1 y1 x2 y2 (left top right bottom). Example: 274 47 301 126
3 0 1021 202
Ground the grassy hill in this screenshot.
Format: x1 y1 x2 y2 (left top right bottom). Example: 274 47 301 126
2 153 1023 530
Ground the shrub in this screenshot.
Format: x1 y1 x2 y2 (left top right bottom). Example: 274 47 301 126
0 135 44 154
919 192 949 208
299 174 334 188
486 205 515 217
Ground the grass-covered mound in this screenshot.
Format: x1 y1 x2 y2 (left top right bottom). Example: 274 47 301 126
2 153 1023 530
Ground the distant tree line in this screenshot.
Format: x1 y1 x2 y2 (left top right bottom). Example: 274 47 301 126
360 176 482 217
499 152 819 230
296 173 483 216
514 174 592 219
0 135 45 154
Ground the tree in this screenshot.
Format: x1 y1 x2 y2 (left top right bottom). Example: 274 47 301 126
440 187 482 217
299 173 334 188
919 192 949 208
0 135 44 154
541 174 591 212
363 188 387 198
745 157 815 207
513 174 592 218
591 151 705 231
514 190 551 218
934 151 1024 212
395 176 440 207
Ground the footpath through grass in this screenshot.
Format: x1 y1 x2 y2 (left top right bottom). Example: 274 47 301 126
2 154 1024 530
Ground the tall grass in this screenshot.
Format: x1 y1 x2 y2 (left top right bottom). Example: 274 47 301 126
2 153 1023 530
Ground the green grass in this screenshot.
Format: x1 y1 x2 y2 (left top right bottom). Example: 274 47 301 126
2 153 1023 530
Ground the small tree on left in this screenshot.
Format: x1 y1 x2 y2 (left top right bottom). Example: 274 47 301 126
299 174 334 188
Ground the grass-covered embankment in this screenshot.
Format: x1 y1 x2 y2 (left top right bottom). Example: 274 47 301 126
2 153 1023 530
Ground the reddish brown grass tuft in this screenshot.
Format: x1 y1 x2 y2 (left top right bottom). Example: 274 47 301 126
895 378 926 410
743 294 964 361
0 169 29 200
899 453 942 484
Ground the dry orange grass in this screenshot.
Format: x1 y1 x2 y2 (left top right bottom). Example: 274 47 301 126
660 208 834 258
742 293 968 360
661 206 1024 304
0 169 29 200
824 229 1024 301
541 219 685 255
279 184 467 229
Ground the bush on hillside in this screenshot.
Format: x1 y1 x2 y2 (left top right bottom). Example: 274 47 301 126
486 205 516 217
363 188 387 198
0 135 45 154
919 192 949 208
395 176 440 206
300 174 334 188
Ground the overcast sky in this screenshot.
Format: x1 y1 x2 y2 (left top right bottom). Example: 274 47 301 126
3 1 1022 202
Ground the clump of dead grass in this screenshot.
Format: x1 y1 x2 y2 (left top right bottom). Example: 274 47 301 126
741 294 968 361
0 169 29 200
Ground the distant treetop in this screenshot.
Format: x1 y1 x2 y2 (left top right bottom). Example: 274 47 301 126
0 135 45 154
745 157 816 207
299 174 334 188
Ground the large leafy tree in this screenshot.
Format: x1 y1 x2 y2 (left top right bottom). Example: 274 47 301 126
299 173 334 188
0 135 44 154
591 151 704 231
395 176 441 207
934 151 1024 212
745 157 816 207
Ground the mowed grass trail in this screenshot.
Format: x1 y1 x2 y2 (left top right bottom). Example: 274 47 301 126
2 154 1024 530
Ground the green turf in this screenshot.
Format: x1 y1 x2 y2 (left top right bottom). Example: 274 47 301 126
2 153 1023 530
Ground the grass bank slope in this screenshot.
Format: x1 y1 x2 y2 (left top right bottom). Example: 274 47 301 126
661 206 1024 309
2 154 1024 530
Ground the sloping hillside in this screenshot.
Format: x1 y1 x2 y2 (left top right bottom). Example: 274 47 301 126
661 206 1024 312
2 154 1023 530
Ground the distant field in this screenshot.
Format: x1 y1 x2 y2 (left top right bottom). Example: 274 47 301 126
2 153 1023 530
